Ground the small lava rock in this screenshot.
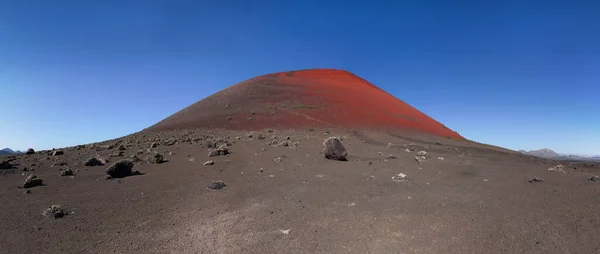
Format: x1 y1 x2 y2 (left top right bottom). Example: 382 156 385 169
59 169 74 176
84 157 105 166
105 159 134 178
207 180 226 190
42 205 67 219
0 160 15 169
529 177 544 183
277 141 290 147
589 176 599 182
23 174 43 188
392 173 408 182
51 150 64 156
26 148 35 155
208 145 230 157
323 137 348 161
164 138 177 146
152 153 165 164
204 160 215 166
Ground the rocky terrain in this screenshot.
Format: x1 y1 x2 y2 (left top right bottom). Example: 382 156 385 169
1 128 600 253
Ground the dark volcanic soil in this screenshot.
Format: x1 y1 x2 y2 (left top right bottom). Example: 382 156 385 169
2 128 599 253
146 69 463 140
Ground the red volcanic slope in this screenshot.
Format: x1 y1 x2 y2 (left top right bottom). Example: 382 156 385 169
146 69 464 139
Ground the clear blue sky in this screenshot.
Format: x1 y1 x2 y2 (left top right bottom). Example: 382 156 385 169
1 1 599 155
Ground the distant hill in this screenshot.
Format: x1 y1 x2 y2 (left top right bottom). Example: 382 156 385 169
522 149 560 158
0 148 23 155
520 149 600 161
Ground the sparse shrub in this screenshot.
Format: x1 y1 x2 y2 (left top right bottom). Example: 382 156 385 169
308 128 315 132
267 129 274 133
307 105 313 109
250 111 256 115
445 136 452 139
248 117 253 121
227 116 232 120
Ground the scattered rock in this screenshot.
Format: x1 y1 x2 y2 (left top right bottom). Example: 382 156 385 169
280 229 291 235
151 153 164 164
150 142 159 148
405 149 411 152
129 155 142 163
414 151 429 163
274 157 284 163
23 174 43 188
104 175 113 180
414 156 424 164
208 149 220 157
118 144 127 151
42 205 67 219
386 154 397 160
60 169 74 177
98 144 113 150
204 160 215 166
189 157 196 162
589 176 599 182
51 161 68 167
51 150 64 156
438 157 444 160
105 159 134 178
84 157 105 166
277 141 290 147
257 134 266 140
164 138 177 146
387 143 395 148
24 189 31 194
208 145 230 157
26 148 35 155
392 173 408 182
547 164 567 174
0 160 14 169
323 137 348 161
207 180 226 190
529 177 544 183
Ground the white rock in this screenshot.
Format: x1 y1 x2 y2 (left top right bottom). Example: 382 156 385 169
392 173 408 182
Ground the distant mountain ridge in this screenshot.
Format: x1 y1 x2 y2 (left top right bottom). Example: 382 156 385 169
520 148 600 161
0 148 23 155
521 148 560 158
